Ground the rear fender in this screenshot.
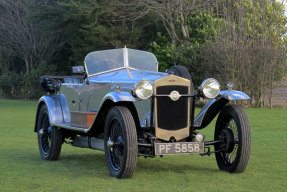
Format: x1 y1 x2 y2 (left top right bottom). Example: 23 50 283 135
34 94 70 132
193 90 250 129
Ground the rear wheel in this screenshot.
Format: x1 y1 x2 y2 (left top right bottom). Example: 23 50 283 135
214 105 251 173
104 106 138 178
37 105 62 160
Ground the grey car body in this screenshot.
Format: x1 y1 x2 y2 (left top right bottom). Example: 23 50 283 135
35 47 251 178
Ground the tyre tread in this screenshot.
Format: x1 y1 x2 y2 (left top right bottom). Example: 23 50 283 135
37 105 62 161
215 104 251 173
117 106 137 178
104 106 138 178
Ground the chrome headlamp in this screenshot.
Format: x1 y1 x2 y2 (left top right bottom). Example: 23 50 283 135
134 80 153 100
199 78 220 99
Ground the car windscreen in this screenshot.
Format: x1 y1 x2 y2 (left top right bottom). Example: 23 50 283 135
84 48 158 75
128 49 158 72
85 49 124 75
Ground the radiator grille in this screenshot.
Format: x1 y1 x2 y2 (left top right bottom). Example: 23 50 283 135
156 86 188 131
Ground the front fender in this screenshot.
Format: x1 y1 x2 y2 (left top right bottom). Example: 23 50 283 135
34 94 70 132
220 90 250 100
193 90 249 129
99 91 135 107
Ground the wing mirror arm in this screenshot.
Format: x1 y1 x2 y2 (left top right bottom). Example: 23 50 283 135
84 75 90 85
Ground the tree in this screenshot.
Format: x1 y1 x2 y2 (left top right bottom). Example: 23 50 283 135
201 0 287 107
37 0 160 66
0 0 65 73
123 0 211 45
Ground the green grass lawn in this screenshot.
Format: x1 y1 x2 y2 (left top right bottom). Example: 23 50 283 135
0 99 286 192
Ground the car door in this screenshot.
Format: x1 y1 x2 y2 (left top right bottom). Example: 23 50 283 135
60 79 82 112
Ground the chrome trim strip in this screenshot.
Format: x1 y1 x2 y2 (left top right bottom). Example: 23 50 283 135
88 67 126 77
87 67 140 78
61 82 83 86
126 67 139 71
155 94 193 97
124 47 129 68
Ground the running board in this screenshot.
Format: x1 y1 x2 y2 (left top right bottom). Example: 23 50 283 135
52 122 89 132
72 137 104 151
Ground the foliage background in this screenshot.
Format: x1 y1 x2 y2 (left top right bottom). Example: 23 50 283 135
0 0 286 107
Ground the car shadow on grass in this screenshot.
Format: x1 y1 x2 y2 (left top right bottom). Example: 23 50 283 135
136 158 219 175
48 152 220 177
56 152 110 177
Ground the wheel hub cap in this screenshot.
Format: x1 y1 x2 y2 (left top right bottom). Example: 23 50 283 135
107 137 114 149
39 128 44 136
219 128 235 153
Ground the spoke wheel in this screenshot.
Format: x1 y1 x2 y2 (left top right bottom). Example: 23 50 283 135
215 105 251 173
104 106 137 178
108 119 124 171
39 113 52 155
37 105 62 160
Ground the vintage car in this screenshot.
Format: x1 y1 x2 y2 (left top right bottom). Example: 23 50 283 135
35 47 251 178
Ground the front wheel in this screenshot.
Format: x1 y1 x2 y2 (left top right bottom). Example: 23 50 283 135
214 105 251 173
104 106 138 178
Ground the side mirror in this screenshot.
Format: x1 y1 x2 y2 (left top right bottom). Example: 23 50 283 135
72 66 85 73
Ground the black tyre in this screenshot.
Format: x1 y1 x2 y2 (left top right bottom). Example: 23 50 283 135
104 106 138 178
167 65 193 91
214 104 251 173
37 105 62 160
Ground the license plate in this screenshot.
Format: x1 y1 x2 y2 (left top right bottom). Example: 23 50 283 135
154 142 204 155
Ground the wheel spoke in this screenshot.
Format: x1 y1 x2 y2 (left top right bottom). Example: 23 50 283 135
39 113 51 155
228 120 238 138
224 153 232 164
108 118 124 171
229 144 238 161
220 118 239 166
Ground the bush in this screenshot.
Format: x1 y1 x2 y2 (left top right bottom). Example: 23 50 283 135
150 33 205 87
23 61 56 99
0 72 23 98
172 44 204 87
149 33 175 72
